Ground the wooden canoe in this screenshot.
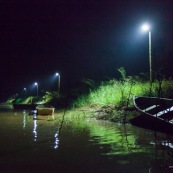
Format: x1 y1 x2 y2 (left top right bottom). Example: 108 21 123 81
133 96 173 125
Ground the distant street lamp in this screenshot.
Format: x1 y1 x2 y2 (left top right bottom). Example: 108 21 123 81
141 23 152 82
55 73 60 96
34 82 38 97
24 88 27 98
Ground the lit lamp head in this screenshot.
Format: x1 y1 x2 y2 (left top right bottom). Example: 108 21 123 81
141 23 150 32
34 82 38 86
55 73 59 76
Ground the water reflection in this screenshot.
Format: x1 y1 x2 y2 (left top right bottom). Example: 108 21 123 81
150 140 173 149
162 141 173 148
2 110 173 173
54 130 59 149
23 110 27 129
88 123 139 156
33 118 37 141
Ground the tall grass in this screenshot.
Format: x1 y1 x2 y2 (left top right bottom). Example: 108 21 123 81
74 77 173 109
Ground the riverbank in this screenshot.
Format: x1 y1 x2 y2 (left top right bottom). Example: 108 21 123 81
65 105 140 124
0 102 139 124
92 106 140 123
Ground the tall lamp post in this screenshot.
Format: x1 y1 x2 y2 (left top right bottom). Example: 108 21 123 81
24 88 27 99
34 82 38 97
141 23 152 82
55 73 60 96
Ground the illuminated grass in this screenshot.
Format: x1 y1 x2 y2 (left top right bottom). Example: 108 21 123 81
74 78 173 109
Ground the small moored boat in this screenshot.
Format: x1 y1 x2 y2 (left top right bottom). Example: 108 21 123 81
0 104 13 109
133 96 173 130
13 103 37 110
36 105 55 115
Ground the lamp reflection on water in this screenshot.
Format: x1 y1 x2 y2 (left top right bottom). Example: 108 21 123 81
23 110 27 129
33 115 37 141
54 131 59 149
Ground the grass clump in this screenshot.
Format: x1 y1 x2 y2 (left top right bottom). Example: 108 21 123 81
72 75 173 123
73 77 173 109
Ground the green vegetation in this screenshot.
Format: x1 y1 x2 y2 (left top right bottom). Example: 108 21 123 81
73 76 173 109
6 91 59 105
4 67 173 123
65 70 173 122
6 68 173 111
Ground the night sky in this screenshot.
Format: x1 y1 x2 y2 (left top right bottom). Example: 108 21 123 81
0 0 173 100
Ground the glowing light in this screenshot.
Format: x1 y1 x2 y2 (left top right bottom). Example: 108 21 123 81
55 72 60 96
141 23 150 32
23 110 26 129
33 119 37 141
54 131 59 149
34 82 38 96
140 23 152 81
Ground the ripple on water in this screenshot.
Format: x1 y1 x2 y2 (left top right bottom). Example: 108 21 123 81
1 111 173 173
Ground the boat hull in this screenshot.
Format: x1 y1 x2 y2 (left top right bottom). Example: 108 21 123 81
13 104 37 110
36 107 55 115
0 104 13 109
133 96 173 116
133 96 173 134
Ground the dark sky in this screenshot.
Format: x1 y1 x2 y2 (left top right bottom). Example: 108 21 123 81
0 0 173 100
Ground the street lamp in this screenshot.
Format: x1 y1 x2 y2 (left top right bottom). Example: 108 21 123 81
141 23 152 82
34 82 38 97
24 88 27 98
55 73 60 96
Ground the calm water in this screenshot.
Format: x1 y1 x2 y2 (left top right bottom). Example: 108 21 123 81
0 109 173 173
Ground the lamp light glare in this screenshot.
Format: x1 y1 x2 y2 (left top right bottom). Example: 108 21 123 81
141 24 150 31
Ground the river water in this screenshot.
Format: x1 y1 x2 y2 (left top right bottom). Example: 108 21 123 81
0 109 173 173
